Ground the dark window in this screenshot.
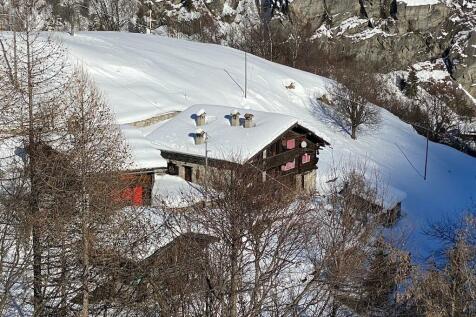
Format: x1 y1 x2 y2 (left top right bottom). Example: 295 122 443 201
184 166 193 182
302 153 311 164
168 162 179 175
271 142 278 156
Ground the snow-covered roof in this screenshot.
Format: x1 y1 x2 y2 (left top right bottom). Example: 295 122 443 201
120 124 167 170
147 104 326 162
152 174 202 208
379 184 407 210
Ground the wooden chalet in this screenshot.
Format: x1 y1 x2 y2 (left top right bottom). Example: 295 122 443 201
117 125 169 206
117 171 155 206
73 233 217 309
146 105 329 191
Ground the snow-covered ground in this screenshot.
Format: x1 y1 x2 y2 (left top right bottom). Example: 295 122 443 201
59 32 476 260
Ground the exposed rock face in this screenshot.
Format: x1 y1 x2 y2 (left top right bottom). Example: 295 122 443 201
290 0 450 32
315 31 447 71
394 2 450 33
288 0 475 97
290 0 359 28
450 30 476 97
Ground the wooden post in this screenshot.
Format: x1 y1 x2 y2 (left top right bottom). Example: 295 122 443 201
149 9 152 31
424 129 429 181
70 4 75 36
245 52 247 99
205 134 208 192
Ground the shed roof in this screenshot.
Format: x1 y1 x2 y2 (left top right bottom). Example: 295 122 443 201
120 124 168 170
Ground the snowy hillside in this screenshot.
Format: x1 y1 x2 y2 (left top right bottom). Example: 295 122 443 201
59 32 476 259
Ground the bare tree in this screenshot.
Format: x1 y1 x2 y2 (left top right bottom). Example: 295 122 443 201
0 6 157 315
328 61 382 140
0 2 71 313
409 210 476 317
89 0 138 31
60 0 83 35
157 162 313 316
227 15 315 69
32 69 131 315
419 82 475 141
286 164 410 316
0 150 32 316
155 161 411 316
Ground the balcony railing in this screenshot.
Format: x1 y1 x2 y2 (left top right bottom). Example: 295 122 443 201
256 148 316 170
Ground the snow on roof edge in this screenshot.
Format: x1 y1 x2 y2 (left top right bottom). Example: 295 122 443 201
147 104 330 163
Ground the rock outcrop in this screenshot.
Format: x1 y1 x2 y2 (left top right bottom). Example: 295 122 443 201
287 0 475 96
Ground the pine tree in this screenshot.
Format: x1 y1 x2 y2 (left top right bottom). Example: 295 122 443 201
405 68 419 98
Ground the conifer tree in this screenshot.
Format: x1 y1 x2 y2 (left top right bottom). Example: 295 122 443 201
405 68 419 98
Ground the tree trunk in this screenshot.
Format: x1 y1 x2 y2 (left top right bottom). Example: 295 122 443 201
26 26 43 316
81 189 90 316
229 238 238 317
60 236 67 316
229 207 240 317
81 224 89 317
80 92 90 317
32 226 42 315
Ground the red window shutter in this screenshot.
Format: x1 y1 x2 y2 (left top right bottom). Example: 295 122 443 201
133 186 143 206
287 139 295 149
281 159 296 171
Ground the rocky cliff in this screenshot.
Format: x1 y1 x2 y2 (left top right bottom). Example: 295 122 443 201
288 0 475 96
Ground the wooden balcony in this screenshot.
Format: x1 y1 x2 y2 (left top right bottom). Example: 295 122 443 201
257 148 316 170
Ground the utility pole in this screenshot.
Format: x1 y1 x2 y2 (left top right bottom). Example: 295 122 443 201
244 52 247 99
149 9 152 32
400 118 431 181
70 3 75 36
424 128 429 180
145 0 154 34
205 133 208 192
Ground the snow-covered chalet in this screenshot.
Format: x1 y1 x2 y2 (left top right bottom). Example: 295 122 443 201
146 104 329 192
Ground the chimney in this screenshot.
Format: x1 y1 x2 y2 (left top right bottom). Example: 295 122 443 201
194 129 207 145
196 109 206 126
244 113 254 128
230 110 240 127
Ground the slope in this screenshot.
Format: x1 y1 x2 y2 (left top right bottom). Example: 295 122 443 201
59 32 476 259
